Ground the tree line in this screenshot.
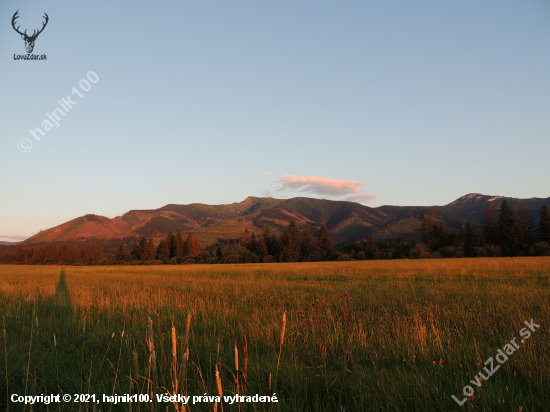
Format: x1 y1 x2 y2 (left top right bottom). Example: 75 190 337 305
2 201 549 265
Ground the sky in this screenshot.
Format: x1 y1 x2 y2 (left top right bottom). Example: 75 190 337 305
1 1 549 241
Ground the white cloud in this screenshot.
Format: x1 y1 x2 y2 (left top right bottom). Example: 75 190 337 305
276 175 377 203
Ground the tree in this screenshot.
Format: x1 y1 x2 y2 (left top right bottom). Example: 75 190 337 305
175 230 186 259
482 201 498 244
263 228 279 256
189 234 201 257
157 239 170 261
539 205 550 243
390 236 406 259
363 232 376 259
453 222 465 248
281 220 301 262
300 225 316 259
166 232 177 259
465 220 476 256
497 200 514 251
137 237 148 260
143 238 156 261
512 202 534 254
317 224 333 257
241 228 252 247
421 211 436 245
215 245 223 261
115 243 125 261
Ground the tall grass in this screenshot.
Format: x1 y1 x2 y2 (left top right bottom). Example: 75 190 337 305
0 258 549 411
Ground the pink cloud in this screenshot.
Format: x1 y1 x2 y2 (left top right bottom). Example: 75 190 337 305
278 175 367 196
0 232 28 241
263 172 273 175
276 175 377 203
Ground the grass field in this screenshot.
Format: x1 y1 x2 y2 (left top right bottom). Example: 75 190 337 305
1 258 549 411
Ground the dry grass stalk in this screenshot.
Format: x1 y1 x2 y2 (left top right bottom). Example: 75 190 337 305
147 317 154 352
277 312 286 370
241 329 248 384
215 364 223 411
171 326 177 359
235 345 239 394
184 313 191 347
171 326 178 394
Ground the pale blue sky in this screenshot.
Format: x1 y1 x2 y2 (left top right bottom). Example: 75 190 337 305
1 1 549 241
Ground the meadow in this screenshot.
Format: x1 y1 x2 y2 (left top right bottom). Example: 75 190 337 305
0 258 549 411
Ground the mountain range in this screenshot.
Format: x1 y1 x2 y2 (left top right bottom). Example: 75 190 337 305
21 193 550 246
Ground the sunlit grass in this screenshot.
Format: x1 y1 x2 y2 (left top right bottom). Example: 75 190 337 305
0 258 549 411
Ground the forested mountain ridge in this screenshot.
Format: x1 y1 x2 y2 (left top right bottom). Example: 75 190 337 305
20 193 550 245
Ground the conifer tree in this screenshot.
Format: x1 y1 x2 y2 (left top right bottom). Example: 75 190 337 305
465 220 476 256
513 202 534 252
137 237 148 260
363 232 376 259
144 238 156 261
190 234 201 257
317 224 333 257
482 201 498 244
157 239 170 261
539 204 550 243
453 222 465 248
186 234 194 257
497 200 514 248
216 245 223 261
281 220 301 262
115 243 125 261
241 228 252 247
300 225 316 259
175 230 185 259
166 232 177 259
263 228 279 256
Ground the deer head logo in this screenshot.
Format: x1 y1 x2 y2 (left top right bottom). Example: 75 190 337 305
12 11 49 54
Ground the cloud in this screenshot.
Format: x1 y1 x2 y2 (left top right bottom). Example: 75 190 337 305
0 233 28 241
263 172 273 175
275 175 377 203
345 193 378 203
277 175 365 196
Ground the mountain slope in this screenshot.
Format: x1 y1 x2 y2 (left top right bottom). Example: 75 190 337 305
22 193 550 245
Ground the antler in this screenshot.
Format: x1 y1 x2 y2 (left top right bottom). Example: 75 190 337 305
11 11 26 37
32 13 49 39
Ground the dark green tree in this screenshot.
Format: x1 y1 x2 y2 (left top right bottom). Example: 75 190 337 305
263 228 280 256
363 232 376 259
512 202 534 254
281 220 301 262
317 224 333 257
156 239 170 261
115 243 125 261
137 237 148 260
300 225 316 259
175 230 185 259
482 201 498 244
539 204 550 243
453 222 465 248
497 199 514 248
166 232 177 259
465 220 476 256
